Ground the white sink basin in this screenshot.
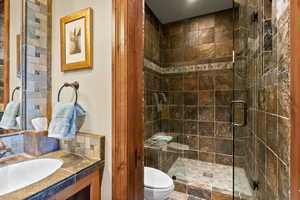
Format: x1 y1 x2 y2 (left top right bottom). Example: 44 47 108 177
0 158 63 195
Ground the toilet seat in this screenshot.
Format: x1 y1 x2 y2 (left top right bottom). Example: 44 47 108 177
144 167 173 189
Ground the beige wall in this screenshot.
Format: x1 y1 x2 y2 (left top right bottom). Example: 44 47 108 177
9 0 22 101
52 0 112 199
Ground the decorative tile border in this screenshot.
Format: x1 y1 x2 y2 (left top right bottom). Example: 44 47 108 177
144 58 233 74
60 132 105 160
144 59 164 74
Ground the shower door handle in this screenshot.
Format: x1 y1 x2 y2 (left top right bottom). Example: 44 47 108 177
231 100 247 127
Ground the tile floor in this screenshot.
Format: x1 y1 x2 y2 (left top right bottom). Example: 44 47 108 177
167 158 254 200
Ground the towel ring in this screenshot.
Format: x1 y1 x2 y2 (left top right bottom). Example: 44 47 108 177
11 86 20 101
57 81 79 104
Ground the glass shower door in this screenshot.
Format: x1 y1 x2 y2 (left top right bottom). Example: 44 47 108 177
232 0 255 199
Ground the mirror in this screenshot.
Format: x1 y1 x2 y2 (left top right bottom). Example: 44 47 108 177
0 0 22 133
21 0 52 131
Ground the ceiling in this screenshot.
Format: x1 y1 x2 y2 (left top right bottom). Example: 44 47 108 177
145 0 233 24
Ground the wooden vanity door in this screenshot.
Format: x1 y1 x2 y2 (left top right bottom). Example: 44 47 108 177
48 170 101 200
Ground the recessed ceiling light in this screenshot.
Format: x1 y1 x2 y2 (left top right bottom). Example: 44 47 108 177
187 0 198 3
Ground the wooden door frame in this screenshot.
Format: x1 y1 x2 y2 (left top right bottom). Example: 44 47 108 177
112 0 144 200
3 0 10 106
291 0 300 199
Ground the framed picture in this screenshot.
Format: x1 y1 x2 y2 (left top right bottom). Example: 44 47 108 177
60 8 93 72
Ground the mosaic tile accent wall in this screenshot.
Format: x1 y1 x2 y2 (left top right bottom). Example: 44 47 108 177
234 0 291 199
0 133 24 158
23 0 51 130
60 133 105 160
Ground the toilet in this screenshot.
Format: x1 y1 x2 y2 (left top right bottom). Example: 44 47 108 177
144 167 174 200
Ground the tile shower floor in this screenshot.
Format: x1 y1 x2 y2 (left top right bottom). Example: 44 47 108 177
167 158 254 200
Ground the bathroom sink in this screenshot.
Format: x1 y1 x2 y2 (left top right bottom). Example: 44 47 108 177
0 158 63 195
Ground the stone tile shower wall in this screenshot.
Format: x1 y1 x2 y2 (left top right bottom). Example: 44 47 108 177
144 5 163 141
160 10 233 68
234 0 291 199
24 0 51 129
144 67 162 140
144 7 236 169
144 5 161 66
162 67 236 166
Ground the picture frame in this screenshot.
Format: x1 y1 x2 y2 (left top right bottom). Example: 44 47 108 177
60 8 93 72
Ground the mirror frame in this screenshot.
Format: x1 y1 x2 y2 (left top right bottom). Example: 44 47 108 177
2 0 10 107
1 0 24 133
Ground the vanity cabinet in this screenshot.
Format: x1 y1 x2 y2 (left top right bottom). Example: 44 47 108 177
49 170 101 200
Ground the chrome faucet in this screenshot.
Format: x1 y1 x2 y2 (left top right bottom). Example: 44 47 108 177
0 141 12 158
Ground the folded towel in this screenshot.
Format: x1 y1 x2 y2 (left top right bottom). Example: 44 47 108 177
48 103 85 139
16 116 21 129
160 93 167 103
0 102 20 129
153 93 162 112
152 135 173 143
167 142 189 151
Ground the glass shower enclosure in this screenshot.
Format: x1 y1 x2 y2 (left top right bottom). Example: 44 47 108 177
144 0 255 199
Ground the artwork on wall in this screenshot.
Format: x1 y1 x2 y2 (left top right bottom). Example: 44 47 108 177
60 8 93 72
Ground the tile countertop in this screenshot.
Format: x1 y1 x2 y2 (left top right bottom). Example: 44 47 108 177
0 150 105 200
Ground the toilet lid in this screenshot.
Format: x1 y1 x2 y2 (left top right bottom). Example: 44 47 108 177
144 167 173 189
